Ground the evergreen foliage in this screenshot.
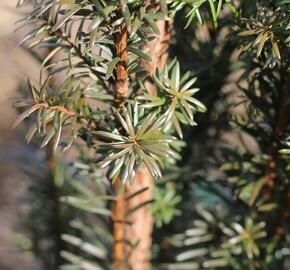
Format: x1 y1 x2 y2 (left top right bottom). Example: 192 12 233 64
13 0 290 269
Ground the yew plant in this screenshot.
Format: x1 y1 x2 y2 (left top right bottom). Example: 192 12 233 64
14 0 290 270
15 0 205 269
14 0 206 181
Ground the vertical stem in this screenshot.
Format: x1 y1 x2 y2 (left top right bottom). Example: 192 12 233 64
126 169 154 270
47 143 63 269
112 9 173 270
46 54 63 268
266 70 290 188
143 20 173 80
115 24 128 103
126 19 173 270
112 190 127 270
113 15 129 270
275 70 290 226
264 69 290 233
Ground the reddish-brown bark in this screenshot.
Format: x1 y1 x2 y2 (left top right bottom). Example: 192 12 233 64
112 15 173 270
115 24 128 103
125 20 173 270
112 189 127 270
266 70 290 187
112 16 129 270
264 70 290 234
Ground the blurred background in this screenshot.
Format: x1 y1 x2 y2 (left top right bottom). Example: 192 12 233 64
0 1 41 269
1 1 289 270
0 2 241 269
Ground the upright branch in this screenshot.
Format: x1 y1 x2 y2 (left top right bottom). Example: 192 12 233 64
143 20 173 76
112 190 127 270
113 13 129 270
266 69 290 188
275 71 290 138
112 10 173 270
126 19 173 270
264 69 290 234
115 24 128 103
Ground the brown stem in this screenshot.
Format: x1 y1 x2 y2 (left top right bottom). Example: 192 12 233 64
127 19 173 270
112 14 173 270
47 147 64 269
266 70 290 188
126 170 154 270
263 69 290 234
115 24 129 103
38 102 76 117
112 14 129 270
112 189 127 270
46 69 63 269
142 20 173 78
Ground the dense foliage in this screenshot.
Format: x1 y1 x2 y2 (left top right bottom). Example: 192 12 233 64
13 0 290 269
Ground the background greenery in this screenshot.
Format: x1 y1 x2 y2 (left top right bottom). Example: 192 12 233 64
1 0 289 269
